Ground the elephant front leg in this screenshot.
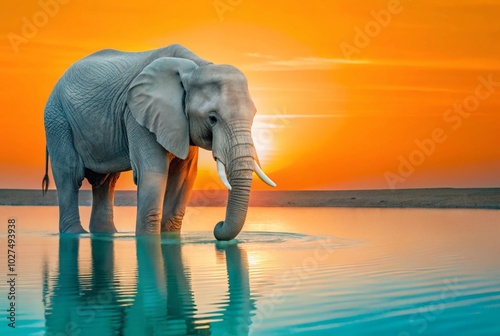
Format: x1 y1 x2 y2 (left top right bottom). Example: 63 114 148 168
88 171 120 233
161 147 198 232
126 115 171 235
136 171 168 234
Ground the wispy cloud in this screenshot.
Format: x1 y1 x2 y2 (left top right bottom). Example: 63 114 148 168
243 53 370 71
382 58 500 71
246 52 279 60
253 114 343 129
256 114 342 119
244 52 500 72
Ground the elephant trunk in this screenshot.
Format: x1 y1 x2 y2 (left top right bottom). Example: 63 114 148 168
214 142 254 241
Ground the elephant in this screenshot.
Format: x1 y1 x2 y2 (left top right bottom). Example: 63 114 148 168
43 44 275 240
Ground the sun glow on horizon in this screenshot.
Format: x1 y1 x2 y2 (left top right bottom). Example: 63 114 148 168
1 0 499 190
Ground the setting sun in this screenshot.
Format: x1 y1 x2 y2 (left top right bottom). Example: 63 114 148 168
1 0 499 191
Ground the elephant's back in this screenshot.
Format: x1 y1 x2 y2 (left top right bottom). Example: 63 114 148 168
64 51 141 92
56 49 153 115
52 50 146 173
56 48 164 103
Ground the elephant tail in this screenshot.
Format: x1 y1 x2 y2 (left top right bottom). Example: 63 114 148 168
42 147 50 196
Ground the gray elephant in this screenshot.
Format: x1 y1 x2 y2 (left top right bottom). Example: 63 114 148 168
43 44 275 240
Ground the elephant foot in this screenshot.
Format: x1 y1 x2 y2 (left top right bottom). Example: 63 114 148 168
89 226 117 234
136 217 162 235
60 224 88 234
89 221 117 233
161 219 182 232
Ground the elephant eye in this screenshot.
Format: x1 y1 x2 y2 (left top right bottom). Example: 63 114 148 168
208 115 217 126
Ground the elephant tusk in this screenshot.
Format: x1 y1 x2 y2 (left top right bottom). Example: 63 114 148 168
217 159 232 190
254 160 277 187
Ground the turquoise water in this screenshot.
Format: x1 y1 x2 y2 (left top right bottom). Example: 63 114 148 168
0 206 499 335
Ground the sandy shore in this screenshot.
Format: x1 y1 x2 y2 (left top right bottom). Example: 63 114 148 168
0 188 499 209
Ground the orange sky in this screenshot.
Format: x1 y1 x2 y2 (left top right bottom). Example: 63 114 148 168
1 0 499 190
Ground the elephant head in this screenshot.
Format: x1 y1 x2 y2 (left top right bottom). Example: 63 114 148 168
127 57 275 240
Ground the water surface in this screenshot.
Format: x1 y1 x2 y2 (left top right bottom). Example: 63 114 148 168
0 207 499 335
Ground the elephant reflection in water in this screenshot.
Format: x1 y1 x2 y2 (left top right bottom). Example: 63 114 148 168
210 244 255 336
43 237 124 335
43 236 255 335
126 236 199 334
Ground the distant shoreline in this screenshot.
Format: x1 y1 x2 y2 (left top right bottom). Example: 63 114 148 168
1 188 499 209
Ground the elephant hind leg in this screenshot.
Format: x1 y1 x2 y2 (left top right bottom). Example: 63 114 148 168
51 165 86 233
87 170 120 233
46 106 86 233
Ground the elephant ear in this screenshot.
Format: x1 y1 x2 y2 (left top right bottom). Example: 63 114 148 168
127 57 198 160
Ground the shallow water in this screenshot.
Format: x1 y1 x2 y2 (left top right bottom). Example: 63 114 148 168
0 206 499 335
